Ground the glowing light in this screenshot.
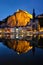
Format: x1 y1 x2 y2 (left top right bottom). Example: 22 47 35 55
40 28 43 32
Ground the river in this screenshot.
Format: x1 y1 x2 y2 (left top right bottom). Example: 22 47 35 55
0 35 43 65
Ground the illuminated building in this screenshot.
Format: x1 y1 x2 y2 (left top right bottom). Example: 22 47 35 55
0 9 43 39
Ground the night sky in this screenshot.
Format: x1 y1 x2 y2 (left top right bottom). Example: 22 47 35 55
0 0 43 20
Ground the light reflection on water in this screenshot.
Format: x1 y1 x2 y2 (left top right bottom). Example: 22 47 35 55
0 35 43 65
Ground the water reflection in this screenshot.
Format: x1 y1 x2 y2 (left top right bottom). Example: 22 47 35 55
0 35 43 65
0 35 42 55
3 40 32 54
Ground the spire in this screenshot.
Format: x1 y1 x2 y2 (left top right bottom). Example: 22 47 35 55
33 9 35 22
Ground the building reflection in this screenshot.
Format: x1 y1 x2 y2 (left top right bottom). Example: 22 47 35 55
32 43 35 56
0 35 42 55
3 39 32 54
38 37 43 48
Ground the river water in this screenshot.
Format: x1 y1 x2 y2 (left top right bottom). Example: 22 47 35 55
0 35 43 65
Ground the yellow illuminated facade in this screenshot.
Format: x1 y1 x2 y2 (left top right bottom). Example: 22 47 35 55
7 9 33 27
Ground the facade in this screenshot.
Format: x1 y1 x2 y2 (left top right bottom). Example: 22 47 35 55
0 9 43 39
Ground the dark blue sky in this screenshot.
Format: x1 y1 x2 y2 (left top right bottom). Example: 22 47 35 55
0 0 43 20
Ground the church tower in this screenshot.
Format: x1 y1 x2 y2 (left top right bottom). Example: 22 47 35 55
32 9 37 31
